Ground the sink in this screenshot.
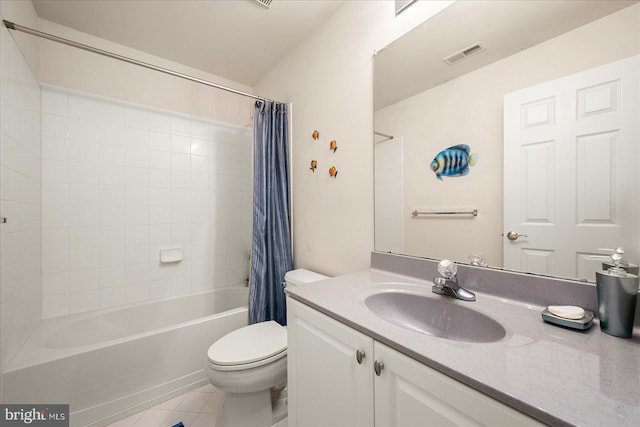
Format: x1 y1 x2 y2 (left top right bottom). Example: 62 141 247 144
364 291 506 343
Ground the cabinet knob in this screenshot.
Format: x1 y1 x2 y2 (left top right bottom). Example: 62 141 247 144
374 360 384 376
355 349 365 364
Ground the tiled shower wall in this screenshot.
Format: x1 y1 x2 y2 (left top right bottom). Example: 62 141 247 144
41 86 252 319
0 26 42 369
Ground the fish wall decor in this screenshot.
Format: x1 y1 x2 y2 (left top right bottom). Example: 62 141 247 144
329 166 338 178
329 140 338 153
430 144 478 181
312 130 319 140
310 160 318 172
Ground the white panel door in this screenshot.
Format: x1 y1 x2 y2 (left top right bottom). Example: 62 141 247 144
287 298 374 427
504 56 639 280
373 341 542 426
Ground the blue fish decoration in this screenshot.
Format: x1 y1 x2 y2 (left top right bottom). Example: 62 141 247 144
430 144 478 181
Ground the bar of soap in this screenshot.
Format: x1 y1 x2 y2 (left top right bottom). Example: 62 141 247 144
547 305 585 320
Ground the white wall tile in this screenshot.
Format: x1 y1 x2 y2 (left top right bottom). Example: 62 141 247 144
98 123 124 146
171 153 190 170
171 134 190 154
149 150 171 169
100 245 126 268
149 169 171 188
100 285 126 308
70 290 99 314
124 127 149 149
170 117 190 136
99 101 125 125
69 118 97 142
190 121 209 140
126 282 149 303
42 113 68 138
171 170 190 188
37 87 252 319
99 265 126 287
99 225 126 247
42 159 69 183
69 226 100 248
42 136 69 161
149 131 171 151
43 272 70 296
70 246 100 270
125 106 149 129
149 112 171 133
41 90 68 116
42 227 69 251
69 268 99 292
43 294 69 319
126 263 149 284
69 95 99 121
42 249 70 274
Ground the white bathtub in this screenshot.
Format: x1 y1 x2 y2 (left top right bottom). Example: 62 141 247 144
3 287 249 427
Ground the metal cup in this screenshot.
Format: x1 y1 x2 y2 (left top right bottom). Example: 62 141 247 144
596 271 639 338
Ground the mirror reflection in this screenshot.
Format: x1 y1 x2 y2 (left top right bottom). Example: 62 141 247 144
374 0 640 282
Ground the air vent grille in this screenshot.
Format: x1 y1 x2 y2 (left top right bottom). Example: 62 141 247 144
443 42 486 65
254 0 273 8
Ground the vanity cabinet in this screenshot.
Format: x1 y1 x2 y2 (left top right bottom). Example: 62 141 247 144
287 298 542 427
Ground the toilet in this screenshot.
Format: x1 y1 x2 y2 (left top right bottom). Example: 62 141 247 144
206 269 328 427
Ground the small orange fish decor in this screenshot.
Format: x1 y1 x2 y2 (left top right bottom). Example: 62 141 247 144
329 166 338 178
329 140 338 153
310 160 318 172
312 130 319 140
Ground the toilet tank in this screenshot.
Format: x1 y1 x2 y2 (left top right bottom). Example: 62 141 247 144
284 269 329 287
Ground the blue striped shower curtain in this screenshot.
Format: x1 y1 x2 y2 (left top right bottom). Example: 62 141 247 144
249 100 293 326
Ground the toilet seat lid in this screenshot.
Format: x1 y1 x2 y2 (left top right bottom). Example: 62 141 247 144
207 321 287 367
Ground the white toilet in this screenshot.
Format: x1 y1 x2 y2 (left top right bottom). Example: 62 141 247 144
206 269 328 427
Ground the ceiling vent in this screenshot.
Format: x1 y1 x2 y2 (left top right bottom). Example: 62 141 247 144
443 42 486 65
254 0 273 8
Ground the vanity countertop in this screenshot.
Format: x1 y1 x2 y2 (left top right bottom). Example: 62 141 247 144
285 268 640 427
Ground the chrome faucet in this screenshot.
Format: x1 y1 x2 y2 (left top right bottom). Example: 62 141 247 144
432 260 476 302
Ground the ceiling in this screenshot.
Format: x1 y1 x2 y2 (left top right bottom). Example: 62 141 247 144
374 0 638 110
32 0 343 87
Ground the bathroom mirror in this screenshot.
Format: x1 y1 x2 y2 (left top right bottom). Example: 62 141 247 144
374 0 640 283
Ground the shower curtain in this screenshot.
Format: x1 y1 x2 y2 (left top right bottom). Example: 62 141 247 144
249 100 293 326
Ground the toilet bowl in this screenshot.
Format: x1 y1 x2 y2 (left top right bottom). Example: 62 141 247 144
206 269 328 427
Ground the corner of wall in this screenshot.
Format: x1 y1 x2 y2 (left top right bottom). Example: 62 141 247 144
0 0 39 73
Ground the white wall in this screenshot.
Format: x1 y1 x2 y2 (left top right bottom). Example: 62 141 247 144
375 4 640 267
255 1 454 276
0 24 41 371
36 19 253 128
40 86 252 318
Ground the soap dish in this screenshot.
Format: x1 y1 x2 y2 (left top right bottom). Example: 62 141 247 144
541 308 594 330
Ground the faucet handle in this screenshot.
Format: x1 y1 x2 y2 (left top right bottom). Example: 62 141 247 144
437 259 457 278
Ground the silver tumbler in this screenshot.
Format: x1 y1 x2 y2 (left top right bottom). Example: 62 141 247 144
596 270 639 338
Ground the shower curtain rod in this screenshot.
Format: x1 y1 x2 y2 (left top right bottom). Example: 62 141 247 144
374 131 394 143
2 20 281 104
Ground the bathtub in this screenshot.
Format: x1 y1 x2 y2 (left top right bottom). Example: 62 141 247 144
2 286 249 427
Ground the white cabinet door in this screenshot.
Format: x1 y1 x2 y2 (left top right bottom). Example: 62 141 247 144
287 298 374 427
373 342 542 427
504 56 639 280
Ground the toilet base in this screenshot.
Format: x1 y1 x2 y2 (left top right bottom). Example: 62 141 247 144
221 386 286 427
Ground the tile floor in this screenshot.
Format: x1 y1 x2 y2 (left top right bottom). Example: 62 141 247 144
106 384 288 427
106 384 224 427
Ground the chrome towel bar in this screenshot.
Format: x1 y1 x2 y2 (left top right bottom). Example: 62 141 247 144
411 209 478 217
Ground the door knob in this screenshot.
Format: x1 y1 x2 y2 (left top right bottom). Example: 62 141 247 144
506 231 528 241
